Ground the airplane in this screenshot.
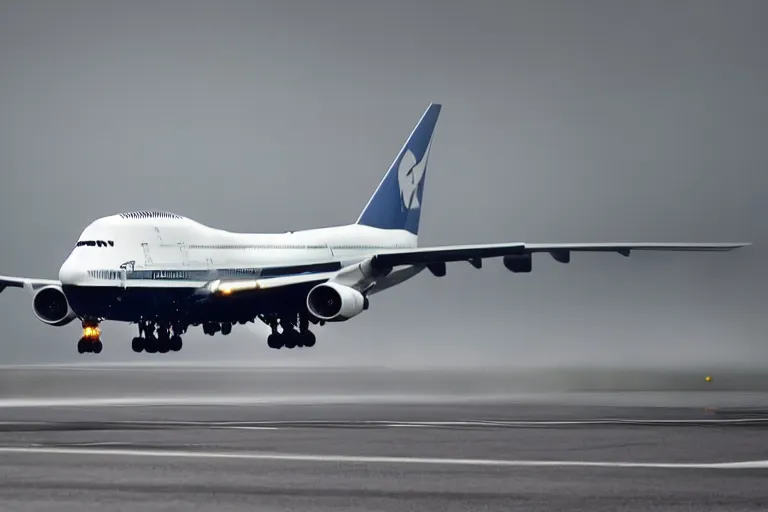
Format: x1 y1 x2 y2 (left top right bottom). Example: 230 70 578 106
0 103 751 355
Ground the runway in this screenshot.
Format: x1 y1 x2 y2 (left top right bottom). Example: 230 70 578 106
1 366 767 511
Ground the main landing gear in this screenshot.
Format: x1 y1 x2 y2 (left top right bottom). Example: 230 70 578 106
75 314 320 355
132 321 184 354
265 313 317 349
76 319 186 355
202 321 233 336
77 320 102 354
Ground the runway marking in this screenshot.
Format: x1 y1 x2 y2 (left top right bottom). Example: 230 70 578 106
214 426 280 431
1 446 767 470
0 395 503 408
205 418 768 429
2 417 768 434
56 442 128 447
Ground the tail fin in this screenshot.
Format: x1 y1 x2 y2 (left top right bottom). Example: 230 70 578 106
356 102 441 236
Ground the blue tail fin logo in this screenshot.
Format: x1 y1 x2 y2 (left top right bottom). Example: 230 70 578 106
398 139 431 210
356 103 441 236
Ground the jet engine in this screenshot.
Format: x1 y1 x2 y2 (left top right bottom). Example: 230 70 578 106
32 285 77 326
306 282 369 322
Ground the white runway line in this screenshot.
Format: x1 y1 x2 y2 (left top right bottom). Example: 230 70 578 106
214 426 280 431
2 418 767 430
0 395 505 408
1 446 767 469
211 418 768 428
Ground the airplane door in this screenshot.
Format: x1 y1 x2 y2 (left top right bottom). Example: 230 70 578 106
142 243 153 265
118 260 135 290
178 243 189 266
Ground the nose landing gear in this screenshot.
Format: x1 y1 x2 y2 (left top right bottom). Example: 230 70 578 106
77 320 102 354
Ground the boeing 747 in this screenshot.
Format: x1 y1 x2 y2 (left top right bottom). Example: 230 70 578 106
0 103 750 354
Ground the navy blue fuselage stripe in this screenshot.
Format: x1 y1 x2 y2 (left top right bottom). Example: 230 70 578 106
88 261 343 282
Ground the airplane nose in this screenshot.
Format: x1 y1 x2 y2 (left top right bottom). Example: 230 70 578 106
59 257 87 285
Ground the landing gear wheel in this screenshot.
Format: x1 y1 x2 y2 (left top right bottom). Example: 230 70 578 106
267 333 282 349
221 322 232 336
302 330 316 347
132 337 143 353
170 335 183 352
283 331 297 349
79 320 101 354
144 336 158 354
156 328 170 353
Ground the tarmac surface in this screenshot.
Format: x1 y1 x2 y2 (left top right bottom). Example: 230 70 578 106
1 365 768 511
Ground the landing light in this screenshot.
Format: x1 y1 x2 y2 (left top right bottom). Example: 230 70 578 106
213 280 262 296
705 375 712 382
82 326 101 340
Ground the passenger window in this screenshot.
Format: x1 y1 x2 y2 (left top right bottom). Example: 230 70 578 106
76 240 114 248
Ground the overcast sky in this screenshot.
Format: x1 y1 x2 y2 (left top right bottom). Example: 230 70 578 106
0 0 765 367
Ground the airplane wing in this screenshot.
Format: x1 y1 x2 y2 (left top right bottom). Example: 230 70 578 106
0 275 61 294
203 241 750 297
369 242 751 270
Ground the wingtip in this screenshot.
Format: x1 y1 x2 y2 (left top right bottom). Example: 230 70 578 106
718 242 752 251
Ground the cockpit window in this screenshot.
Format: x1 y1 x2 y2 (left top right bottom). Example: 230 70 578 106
76 240 114 248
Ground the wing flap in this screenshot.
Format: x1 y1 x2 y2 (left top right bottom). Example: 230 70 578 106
369 241 750 269
371 243 527 268
523 242 750 253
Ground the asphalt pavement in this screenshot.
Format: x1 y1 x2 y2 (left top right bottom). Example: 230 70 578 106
1 365 767 511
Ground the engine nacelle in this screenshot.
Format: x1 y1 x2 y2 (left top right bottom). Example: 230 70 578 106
306 282 369 322
503 254 532 273
32 285 77 326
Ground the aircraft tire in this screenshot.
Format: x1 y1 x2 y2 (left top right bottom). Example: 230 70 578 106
302 331 316 347
283 332 297 349
144 337 158 354
267 333 282 349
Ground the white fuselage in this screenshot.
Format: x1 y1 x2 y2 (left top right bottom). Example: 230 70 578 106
58 212 420 297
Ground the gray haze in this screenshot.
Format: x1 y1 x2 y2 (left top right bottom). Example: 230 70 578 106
0 0 765 367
